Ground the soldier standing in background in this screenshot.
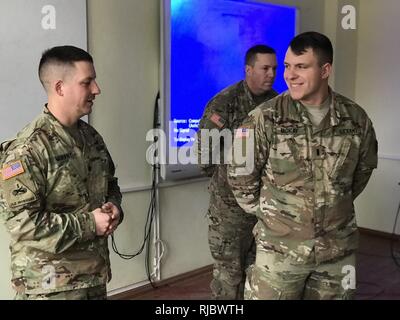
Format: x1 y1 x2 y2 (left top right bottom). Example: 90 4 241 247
0 46 123 300
228 32 378 299
197 45 278 299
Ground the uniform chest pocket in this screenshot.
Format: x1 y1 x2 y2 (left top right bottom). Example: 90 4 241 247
87 149 109 205
47 159 88 210
268 135 311 186
328 137 359 183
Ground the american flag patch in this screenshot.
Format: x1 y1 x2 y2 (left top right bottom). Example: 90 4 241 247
1 160 25 180
235 127 250 138
210 113 225 128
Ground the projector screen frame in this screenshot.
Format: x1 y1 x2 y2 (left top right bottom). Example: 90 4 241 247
159 0 299 181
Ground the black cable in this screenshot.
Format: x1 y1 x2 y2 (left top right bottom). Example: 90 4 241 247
146 162 158 288
110 170 155 260
110 163 157 260
146 91 161 288
153 92 161 128
111 92 161 289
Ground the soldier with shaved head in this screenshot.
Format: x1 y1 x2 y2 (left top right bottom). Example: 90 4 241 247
0 45 123 300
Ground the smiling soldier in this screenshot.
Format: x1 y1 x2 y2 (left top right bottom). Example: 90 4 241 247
228 32 378 300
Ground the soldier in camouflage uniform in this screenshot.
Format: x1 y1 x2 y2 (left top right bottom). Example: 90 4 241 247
197 45 278 299
0 46 123 300
228 32 378 299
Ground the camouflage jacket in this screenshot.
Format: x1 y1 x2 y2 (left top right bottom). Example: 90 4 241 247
0 107 122 294
197 80 277 198
228 90 378 264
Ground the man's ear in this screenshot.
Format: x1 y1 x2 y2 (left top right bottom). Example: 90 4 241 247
54 80 64 96
321 63 332 80
245 64 252 77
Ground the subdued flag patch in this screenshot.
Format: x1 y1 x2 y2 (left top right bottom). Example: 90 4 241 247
1 160 25 180
210 113 225 128
235 127 250 138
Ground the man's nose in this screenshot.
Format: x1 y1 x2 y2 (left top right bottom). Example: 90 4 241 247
284 68 296 80
92 81 101 95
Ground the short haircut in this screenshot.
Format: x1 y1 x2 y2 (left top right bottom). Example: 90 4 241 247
245 44 276 66
38 45 93 89
289 31 333 65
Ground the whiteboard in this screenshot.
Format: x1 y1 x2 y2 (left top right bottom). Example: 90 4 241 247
0 0 87 142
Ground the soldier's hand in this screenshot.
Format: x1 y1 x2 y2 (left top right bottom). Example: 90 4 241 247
101 202 121 235
92 208 112 236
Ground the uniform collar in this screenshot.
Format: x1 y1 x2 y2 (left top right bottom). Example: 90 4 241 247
243 80 277 107
293 87 341 127
42 104 89 148
243 80 256 106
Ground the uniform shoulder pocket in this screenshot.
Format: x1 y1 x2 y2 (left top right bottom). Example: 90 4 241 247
0 158 38 209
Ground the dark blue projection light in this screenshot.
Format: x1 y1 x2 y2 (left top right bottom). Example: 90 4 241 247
161 0 298 180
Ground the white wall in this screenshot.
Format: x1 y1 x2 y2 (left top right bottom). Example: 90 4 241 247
0 0 86 300
86 0 212 294
331 0 359 99
354 0 400 233
0 0 87 142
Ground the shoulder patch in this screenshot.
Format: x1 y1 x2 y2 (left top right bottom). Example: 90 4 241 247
1 161 25 180
210 113 226 128
235 127 251 138
4 179 37 208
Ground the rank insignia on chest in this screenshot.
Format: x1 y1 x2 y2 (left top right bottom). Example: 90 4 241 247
1 160 25 180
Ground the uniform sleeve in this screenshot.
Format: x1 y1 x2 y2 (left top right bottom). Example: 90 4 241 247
352 118 378 199
0 146 96 254
227 108 269 215
196 94 231 177
105 148 124 225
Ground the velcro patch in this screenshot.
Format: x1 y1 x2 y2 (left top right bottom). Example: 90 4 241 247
1 161 25 180
5 179 37 208
235 127 250 138
210 113 226 128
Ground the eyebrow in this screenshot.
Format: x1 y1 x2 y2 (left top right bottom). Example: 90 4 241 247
80 76 95 82
284 62 307 66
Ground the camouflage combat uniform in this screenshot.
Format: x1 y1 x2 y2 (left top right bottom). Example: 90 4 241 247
228 90 378 299
197 80 277 299
0 106 122 300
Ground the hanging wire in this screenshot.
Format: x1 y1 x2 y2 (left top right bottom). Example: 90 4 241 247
111 92 161 288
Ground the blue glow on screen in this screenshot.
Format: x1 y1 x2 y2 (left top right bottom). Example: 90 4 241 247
169 0 297 146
